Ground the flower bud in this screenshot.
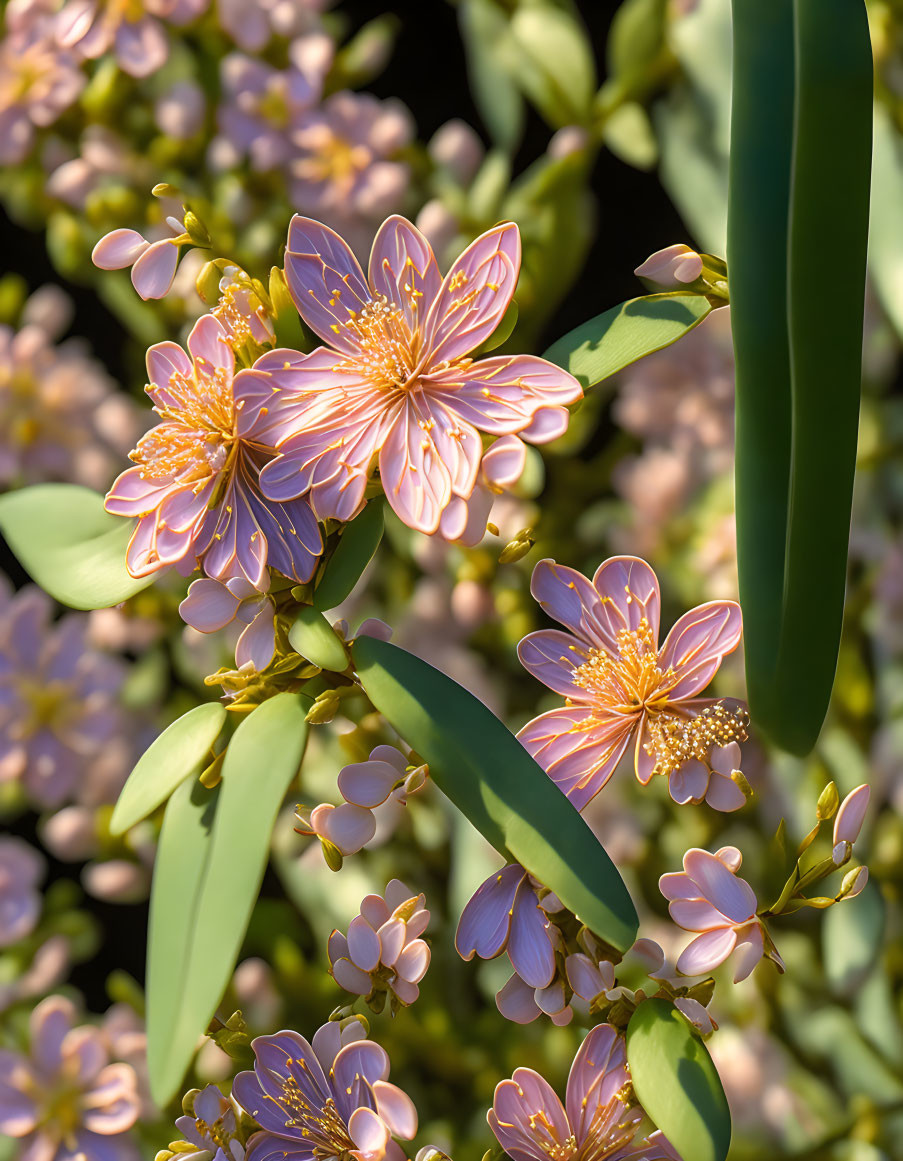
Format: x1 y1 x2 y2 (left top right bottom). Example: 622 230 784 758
833 784 870 846
183 211 211 247
151 183 179 198
499 529 535 564
181 1088 201 1116
635 243 704 288
306 689 342 725
816 780 839 821
838 865 868 900
196 260 224 305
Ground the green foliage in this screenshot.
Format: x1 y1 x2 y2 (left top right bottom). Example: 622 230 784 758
507 5 596 128
313 499 385 611
351 636 638 953
543 293 712 390
823 881 886 995
110 703 227 835
457 0 524 151
0 484 151 610
146 693 310 1103
288 606 350 672
626 999 731 1161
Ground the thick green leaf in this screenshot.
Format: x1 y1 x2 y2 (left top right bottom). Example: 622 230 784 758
0 484 151 610
147 693 309 1103
727 0 795 734
458 0 524 151
313 500 384 611
507 6 596 128
289 606 349 672
772 0 872 754
627 999 731 1161
823 881 886 995
543 293 711 390
351 637 637 952
110 703 227 835
146 775 218 1104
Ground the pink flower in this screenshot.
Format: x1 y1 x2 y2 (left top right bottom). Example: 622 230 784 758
832 783 870 863
328 879 431 1009
0 837 44 948
175 1084 245 1161
92 218 185 300
516 556 745 811
295 801 377 858
337 745 428 811
104 314 322 586
56 0 207 77
179 577 276 672
235 215 581 539
634 243 704 288
0 994 141 1160
488 1023 678 1161
660 846 784 983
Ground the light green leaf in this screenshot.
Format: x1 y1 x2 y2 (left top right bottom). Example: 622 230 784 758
626 999 731 1161
146 775 218 1104
110 703 227 836
823 880 886 995
508 6 596 128
313 499 384 611
602 103 658 171
147 693 309 1104
351 637 637 952
543 293 712 390
0 485 151 610
458 0 524 151
869 102 903 342
289 606 349 672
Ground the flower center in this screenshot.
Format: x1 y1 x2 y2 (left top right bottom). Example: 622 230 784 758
335 294 420 390
571 619 673 715
280 1076 356 1160
17 679 74 739
131 364 235 486
297 133 371 189
643 701 749 779
575 1085 643 1161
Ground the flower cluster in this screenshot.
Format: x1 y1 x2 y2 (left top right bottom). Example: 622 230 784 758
0 836 44 948
327 879 431 1011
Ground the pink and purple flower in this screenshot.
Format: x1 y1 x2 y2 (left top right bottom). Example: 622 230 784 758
517 556 745 811
234 215 581 540
104 314 322 587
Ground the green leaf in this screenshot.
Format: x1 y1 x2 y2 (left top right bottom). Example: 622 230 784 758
771 0 872 754
727 0 795 736
110 703 227 835
289 606 349 672
543 293 711 390
458 0 524 151
601 103 658 171
823 880 886 994
626 998 731 1161
869 102 903 343
147 693 309 1103
0 485 152 610
146 775 218 1104
313 499 384 611
507 5 597 128
606 0 668 98
351 637 637 952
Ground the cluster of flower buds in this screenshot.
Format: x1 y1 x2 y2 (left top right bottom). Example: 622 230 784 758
328 879 431 1013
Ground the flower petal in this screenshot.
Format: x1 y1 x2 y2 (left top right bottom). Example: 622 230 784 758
236 605 277 672
676 927 738 976
516 706 632 812
658 601 743 701
517 630 592 700
131 239 179 300
284 216 371 354
833 784 870 846
455 863 522 961
369 215 441 335
372 1079 418 1140
667 761 710 806
507 878 556 989
347 916 382 972
682 848 757 923
591 556 662 650
178 578 241 633
348 1106 390 1158
92 228 148 270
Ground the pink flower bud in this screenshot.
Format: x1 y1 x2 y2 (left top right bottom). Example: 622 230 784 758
833 784 870 847
635 243 704 288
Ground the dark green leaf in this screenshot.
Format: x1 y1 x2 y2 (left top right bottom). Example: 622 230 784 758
110 703 227 836
146 693 309 1103
289 606 349 672
626 998 731 1161
543 293 711 390
351 637 637 952
771 0 872 754
0 485 152 610
146 775 218 1103
313 500 384 611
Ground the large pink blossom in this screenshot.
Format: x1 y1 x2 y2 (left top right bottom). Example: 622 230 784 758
234 215 582 539
489 1023 678 1161
105 314 321 587
517 556 745 811
660 846 784 983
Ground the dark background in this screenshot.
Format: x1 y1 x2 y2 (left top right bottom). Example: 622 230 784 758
1 0 686 1009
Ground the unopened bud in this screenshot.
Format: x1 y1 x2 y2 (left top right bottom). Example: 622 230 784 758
199 750 225 789
499 528 535 564
269 266 295 316
392 896 420 922
155 1151 176 1161
320 837 344 872
487 522 500 536
305 689 342 725
180 1088 200 1116
816 780 839 821
405 763 428 793
838 865 868 900
183 211 211 247
832 839 852 867
730 768 753 798
196 260 223 305
151 183 179 198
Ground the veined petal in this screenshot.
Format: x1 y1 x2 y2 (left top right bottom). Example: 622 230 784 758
517 630 592 700
455 863 522 961
284 216 371 354
187 314 234 377
369 215 441 335
590 556 662 649
517 707 632 812
490 1068 567 1159
146 340 193 406
658 601 742 701
422 223 521 366
424 355 581 437
565 1024 628 1145
507 878 556 989
378 400 452 533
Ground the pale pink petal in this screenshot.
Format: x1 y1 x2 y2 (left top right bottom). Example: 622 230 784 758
372 1080 417 1140
683 848 757 922
30 996 74 1075
131 239 179 300
668 761 709 806
284 216 371 354
714 845 742 873
146 340 193 402
385 879 417 911
394 939 430 984
705 772 746 813
178 578 240 633
360 894 391 929
658 871 696 902
517 630 591 700
668 900 729 932
378 400 453 533
658 601 743 701
321 803 377 855
518 407 570 443
566 1024 630 1142
422 223 520 365
833 784 870 846
455 863 522 961
375 918 406 967
91 228 148 270
731 925 765 983
348 1106 390 1156
82 1063 139 1134
674 997 714 1035
114 15 168 77
591 556 662 648
235 607 276 671
676 927 737 976
495 975 541 1025
327 929 349 964
338 760 399 808
187 314 233 377
369 215 441 334
482 435 526 488
517 707 632 812
347 916 381 972
332 957 373 995
565 953 605 1001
